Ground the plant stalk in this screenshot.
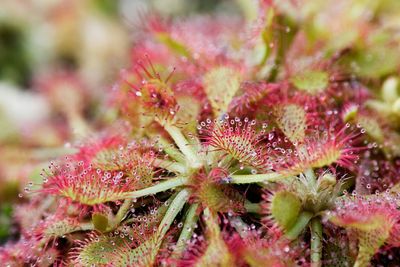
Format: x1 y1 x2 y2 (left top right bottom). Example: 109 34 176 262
158 189 190 237
114 199 132 225
154 158 186 173
163 123 201 168
310 217 323 267
138 192 186 266
229 172 285 184
172 203 199 259
125 176 188 199
285 211 313 240
157 137 186 163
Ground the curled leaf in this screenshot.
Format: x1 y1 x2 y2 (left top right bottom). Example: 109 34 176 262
268 191 302 232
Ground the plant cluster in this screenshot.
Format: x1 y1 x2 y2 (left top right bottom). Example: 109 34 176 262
2 1 400 266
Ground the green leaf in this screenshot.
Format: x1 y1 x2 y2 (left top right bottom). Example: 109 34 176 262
291 70 329 95
347 47 400 79
204 66 241 115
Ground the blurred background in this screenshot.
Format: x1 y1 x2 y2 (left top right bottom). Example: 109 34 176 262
0 0 243 243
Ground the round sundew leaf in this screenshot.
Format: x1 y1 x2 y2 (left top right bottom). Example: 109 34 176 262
329 215 390 266
43 165 135 205
92 149 125 171
281 119 361 172
355 228 389 267
291 70 329 95
204 119 266 172
330 213 387 232
328 196 400 266
204 66 241 115
102 236 161 267
275 104 307 144
270 191 302 232
71 234 129 266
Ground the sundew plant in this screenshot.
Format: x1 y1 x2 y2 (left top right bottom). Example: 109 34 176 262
3 1 400 266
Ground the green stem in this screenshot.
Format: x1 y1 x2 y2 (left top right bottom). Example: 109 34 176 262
163 123 201 168
244 201 261 213
144 192 190 265
172 203 199 258
229 172 285 184
136 192 183 266
114 199 132 225
158 137 186 163
310 217 323 267
285 211 313 240
154 158 186 174
158 189 190 237
125 176 188 199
